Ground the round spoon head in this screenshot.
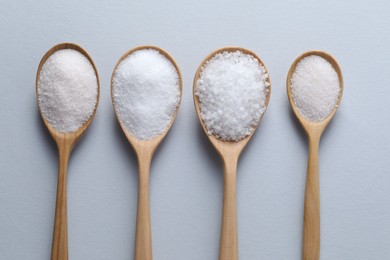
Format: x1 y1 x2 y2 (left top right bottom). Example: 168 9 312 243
110 46 183 154
286 50 343 136
193 47 271 158
36 43 100 146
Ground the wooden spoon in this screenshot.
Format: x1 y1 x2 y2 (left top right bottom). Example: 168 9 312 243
36 43 100 260
286 50 343 260
193 47 271 260
110 46 182 260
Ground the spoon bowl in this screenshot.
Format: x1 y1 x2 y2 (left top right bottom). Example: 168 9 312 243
36 43 100 147
111 46 182 260
36 42 100 260
193 47 271 260
286 50 343 260
193 47 271 158
287 50 343 137
111 45 182 156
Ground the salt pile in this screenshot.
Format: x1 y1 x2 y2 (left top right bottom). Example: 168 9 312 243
112 49 180 140
291 55 340 122
195 51 270 141
37 49 98 133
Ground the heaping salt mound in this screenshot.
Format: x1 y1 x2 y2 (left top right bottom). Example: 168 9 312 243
195 50 270 141
37 49 98 133
112 49 181 140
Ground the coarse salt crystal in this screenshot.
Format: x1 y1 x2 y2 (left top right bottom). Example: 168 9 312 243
195 50 270 141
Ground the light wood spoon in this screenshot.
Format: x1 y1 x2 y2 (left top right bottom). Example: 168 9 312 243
193 47 271 260
36 43 100 260
286 50 343 260
111 46 182 260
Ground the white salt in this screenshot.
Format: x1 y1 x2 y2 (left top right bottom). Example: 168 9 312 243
37 49 98 133
112 49 180 140
195 51 270 141
291 55 340 122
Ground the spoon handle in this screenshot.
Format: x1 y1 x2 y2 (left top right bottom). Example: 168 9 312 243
52 143 71 260
135 155 153 260
303 137 320 260
219 157 238 260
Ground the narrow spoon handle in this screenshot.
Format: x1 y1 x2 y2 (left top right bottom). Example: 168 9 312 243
135 155 153 260
52 144 71 260
303 137 320 260
219 157 238 260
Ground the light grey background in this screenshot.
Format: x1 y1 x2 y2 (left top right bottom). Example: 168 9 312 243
1 0 389 259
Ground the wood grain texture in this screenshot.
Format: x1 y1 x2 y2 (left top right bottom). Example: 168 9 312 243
36 43 100 260
220 155 238 260
193 47 271 260
110 46 182 260
286 50 343 260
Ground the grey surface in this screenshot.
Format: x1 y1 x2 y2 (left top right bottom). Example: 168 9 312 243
1 0 390 259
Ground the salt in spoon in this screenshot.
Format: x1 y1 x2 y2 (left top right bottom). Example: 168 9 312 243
36 43 100 260
286 51 343 260
193 47 271 260
111 46 182 260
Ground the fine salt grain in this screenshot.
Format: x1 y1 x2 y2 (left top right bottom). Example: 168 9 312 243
37 49 98 133
195 51 270 141
291 55 340 122
112 49 180 140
